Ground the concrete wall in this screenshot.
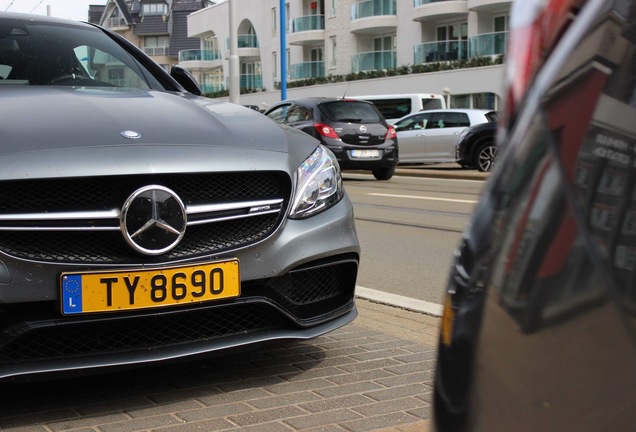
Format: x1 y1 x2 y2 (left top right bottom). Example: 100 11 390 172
229 64 506 111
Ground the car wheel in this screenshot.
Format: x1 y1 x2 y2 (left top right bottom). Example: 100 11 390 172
372 166 395 180
475 141 497 172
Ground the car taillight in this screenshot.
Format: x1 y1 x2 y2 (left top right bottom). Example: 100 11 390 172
385 125 396 140
314 123 339 139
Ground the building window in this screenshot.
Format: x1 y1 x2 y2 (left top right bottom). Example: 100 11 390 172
330 36 337 68
436 23 467 41
329 0 336 17
494 15 509 32
141 3 168 16
272 51 277 80
285 3 290 32
272 8 277 36
144 36 169 56
374 35 395 52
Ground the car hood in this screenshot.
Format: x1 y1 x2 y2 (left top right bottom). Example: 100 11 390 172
0 86 315 179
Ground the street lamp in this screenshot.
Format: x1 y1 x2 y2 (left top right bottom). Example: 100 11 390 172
279 0 287 101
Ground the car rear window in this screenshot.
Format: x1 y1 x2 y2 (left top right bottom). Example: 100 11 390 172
486 111 499 122
364 98 411 120
319 101 383 123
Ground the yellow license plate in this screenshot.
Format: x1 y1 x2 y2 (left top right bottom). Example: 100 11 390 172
60 260 240 315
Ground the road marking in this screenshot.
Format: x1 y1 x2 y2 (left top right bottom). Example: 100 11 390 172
368 193 478 204
356 286 443 317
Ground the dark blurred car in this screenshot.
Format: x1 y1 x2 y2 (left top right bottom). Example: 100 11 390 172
264 97 399 180
434 0 636 431
393 109 497 166
0 12 360 380
455 121 498 172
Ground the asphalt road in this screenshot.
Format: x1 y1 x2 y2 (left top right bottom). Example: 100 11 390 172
343 164 487 306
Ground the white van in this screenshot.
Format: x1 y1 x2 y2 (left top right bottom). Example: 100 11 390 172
350 93 447 124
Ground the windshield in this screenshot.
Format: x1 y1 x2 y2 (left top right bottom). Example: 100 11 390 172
0 17 164 89
319 101 384 123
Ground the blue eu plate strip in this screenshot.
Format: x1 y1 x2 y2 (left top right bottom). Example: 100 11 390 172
62 275 83 315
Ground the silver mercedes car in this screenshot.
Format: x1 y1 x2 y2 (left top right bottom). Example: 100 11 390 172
0 12 360 379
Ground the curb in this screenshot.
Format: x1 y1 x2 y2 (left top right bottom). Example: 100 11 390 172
356 286 443 317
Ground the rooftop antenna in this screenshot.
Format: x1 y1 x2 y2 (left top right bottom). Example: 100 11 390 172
342 84 351 99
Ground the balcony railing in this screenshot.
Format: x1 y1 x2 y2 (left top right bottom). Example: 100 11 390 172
351 0 396 20
226 35 259 49
290 61 325 80
107 17 127 28
352 50 396 73
201 83 226 94
469 31 508 57
240 74 263 90
413 40 468 63
143 47 169 56
178 49 221 63
291 15 325 32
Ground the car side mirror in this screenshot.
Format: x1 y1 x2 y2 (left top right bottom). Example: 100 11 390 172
170 65 202 96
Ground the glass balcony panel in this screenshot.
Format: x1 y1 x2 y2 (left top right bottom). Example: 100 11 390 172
290 61 325 80
291 15 325 32
352 50 396 73
201 83 226 94
225 35 259 49
413 40 468 64
239 74 263 90
351 0 396 20
178 49 221 63
469 31 508 57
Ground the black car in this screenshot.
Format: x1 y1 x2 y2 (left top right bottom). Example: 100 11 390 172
455 121 497 172
0 12 360 380
265 97 399 180
434 1 636 431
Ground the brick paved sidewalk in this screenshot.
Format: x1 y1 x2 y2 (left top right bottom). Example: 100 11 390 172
0 299 440 432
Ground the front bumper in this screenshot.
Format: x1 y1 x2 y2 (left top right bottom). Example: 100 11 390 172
0 197 360 379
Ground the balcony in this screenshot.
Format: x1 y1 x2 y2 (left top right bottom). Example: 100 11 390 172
413 0 467 22
352 50 396 73
413 40 468 63
469 31 508 57
225 35 260 60
350 0 397 35
178 49 222 70
290 62 325 80
106 17 128 29
288 15 325 46
467 0 512 12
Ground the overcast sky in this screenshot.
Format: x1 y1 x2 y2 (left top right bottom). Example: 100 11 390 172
0 0 105 22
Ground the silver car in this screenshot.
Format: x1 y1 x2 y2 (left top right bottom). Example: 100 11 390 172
0 13 359 379
394 109 498 165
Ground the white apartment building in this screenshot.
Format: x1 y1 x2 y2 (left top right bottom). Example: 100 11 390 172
183 0 511 110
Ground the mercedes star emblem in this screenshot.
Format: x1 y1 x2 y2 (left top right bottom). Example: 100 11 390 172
120 185 187 255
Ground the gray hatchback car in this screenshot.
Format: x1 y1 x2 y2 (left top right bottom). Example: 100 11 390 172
0 13 360 379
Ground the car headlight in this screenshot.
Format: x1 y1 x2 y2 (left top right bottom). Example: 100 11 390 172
289 145 344 219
